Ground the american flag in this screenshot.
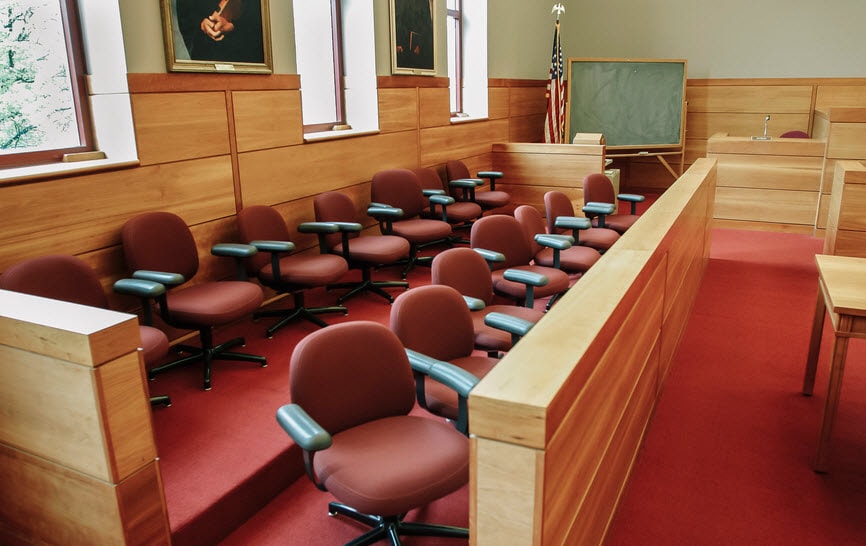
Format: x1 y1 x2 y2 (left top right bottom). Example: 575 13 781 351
544 20 565 144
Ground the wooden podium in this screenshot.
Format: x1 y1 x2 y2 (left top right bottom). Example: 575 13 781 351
0 290 170 545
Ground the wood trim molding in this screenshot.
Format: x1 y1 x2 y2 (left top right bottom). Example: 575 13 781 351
689 77 866 86
127 73 300 94
488 78 546 88
376 75 450 89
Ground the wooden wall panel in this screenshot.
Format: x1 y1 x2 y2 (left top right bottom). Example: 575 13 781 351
509 87 547 116
131 92 230 165
232 90 304 152
687 85 813 113
419 87 451 128
815 85 866 110
686 112 810 140
825 122 866 158
378 88 419 133
714 186 819 225
488 87 509 119
238 132 418 206
509 113 545 143
419 119 509 166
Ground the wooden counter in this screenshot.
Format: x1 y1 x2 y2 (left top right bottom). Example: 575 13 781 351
813 108 866 237
0 290 170 545
824 160 866 258
706 133 825 233
469 158 717 545
491 142 606 211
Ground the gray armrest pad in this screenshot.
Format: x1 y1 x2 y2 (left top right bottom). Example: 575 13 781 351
212 243 258 258
535 233 573 250
405 349 480 398
367 205 404 218
477 171 503 179
422 189 446 196
298 222 341 234
555 216 591 230
450 178 482 188
113 278 166 298
331 221 363 232
484 312 535 337
617 193 645 203
503 268 549 287
276 404 332 452
250 240 295 253
133 270 185 286
583 202 616 215
473 247 506 263
429 194 455 206
463 295 486 311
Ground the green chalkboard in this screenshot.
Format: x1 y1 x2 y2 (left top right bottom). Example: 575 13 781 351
566 58 687 150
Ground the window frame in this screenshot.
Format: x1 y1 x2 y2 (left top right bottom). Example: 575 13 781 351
302 0 350 134
446 0 463 116
0 0 95 169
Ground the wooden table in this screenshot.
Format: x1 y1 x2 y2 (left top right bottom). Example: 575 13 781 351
802 254 866 472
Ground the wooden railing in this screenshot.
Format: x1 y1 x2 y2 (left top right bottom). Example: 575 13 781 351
469 157 718 545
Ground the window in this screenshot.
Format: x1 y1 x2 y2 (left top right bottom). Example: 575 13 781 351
0 0 91 168
293 0 377 138
0 0 136 181
446 0 487 120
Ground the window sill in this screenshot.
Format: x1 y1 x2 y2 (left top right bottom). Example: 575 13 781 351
450 115 489 124
303 128 380 143
0 156 139 186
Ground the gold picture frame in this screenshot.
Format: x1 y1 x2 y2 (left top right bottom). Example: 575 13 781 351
161 0 273 74
389 0 436 76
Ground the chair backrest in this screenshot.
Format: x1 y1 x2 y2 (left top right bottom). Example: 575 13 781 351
237 205 293 273
780 130 809 138
289 321 417 435
412 167 446 193
0 254 108 309
391 284 476 362
370 169 425 219
121 211 199 281
513 205 548 258
431 247 494 305
544 191 575 235
470 214 533 270
445 160 471 181
583 173 616 206
314 191 359 250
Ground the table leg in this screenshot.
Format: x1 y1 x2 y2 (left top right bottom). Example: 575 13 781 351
813 324 850 473
803 290 826 395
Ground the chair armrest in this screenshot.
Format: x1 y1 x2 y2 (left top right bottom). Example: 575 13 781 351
422 188 446 196
477 170 503 190
367 204 404 218
429 194 455 206
617 193 645 214
472 247 506 264
484 311 535 339
249 240 296 253
583 202 617 215
554 216 591 231
503 268 548 287
534 233 573 250
132 270 185 287
331 221 363 232
298 221 341 235
405 349 480 399
463 295 486 311
276 404 332 452
113 278 166 299
212 243 258 259
449 178 482 188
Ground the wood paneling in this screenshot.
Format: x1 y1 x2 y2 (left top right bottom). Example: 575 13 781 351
131 92 231 165
0 291 169 544
509 87 547 116
232 90 304 152
488 87 510 119
824 160 866 258
420 119 509 166
470 158 716 545
687 85 813 113
419 87 451 128
378 88 419 133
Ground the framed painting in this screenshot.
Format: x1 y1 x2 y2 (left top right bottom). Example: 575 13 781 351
161 0 273 74
389 0 436 75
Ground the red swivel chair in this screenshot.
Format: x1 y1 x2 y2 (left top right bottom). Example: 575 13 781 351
237 205 349 337
470 214 571 308
544 190 620 252
370 169 454 278
582 172 645 234
445 159 511 214
391 284 503 421
0 254 171 407
514 205 601 276
432 247 543 356
313 191 409 304
276 320 474 545
121 211 267 390
412 167 482 241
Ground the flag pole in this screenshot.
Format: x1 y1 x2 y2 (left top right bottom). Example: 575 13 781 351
544 4 566 144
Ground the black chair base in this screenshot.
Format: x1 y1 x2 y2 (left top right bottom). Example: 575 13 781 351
329 266 408 304
253 291 347 338
149 395 171 407
328 501 468 546
148 330 267 390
